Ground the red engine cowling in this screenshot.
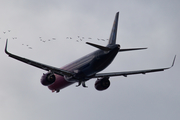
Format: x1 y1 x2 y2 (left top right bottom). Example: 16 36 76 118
95 77 110 91
41 73 56 86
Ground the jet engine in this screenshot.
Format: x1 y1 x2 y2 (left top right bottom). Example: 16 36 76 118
41 72 56 86
95 77 110 91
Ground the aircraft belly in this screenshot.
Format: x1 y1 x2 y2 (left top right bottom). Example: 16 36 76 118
48 74 74 91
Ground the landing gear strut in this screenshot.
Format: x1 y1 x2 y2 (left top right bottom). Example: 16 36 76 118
76 80 87 88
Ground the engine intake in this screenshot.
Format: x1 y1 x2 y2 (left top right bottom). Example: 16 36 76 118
95 77 110 91
41 73 56 86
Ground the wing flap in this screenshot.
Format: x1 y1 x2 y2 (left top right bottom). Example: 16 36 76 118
94 55 176 78
94 68 165 78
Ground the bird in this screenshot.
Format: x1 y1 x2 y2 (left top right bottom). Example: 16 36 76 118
13 37 17 39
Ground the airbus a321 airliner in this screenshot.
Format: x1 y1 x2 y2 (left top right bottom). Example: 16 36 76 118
5 12 176 92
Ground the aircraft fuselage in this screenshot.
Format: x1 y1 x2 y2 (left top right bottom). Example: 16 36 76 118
47 44 120 91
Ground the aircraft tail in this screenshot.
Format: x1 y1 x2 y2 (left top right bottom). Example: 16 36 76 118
86 12 147 52
108 12 119 45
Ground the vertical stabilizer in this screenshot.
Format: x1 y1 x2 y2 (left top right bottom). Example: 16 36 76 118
108 12 119 45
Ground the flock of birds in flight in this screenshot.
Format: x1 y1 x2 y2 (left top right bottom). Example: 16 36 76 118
66 36 109 42
1 30 109 50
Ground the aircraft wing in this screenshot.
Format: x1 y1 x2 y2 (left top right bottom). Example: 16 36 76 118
94 56 176 78
5 40 73 76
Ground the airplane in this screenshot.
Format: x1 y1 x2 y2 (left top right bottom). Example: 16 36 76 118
5 12 176 93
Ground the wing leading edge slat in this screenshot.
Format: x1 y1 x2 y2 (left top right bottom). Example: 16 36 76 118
5 39 73 76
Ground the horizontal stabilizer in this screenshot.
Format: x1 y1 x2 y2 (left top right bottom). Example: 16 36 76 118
86 42 111 51
119 47 147 52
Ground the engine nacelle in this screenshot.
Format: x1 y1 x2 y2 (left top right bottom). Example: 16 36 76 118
95 77 110 91
41 73 56 86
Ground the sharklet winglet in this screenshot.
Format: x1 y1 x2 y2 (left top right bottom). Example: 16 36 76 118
5 39 9 55
170 55 176 68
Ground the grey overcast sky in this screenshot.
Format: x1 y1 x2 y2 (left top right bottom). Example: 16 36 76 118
0 0 179 120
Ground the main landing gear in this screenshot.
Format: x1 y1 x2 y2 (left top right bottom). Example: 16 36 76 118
76 80 88 88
